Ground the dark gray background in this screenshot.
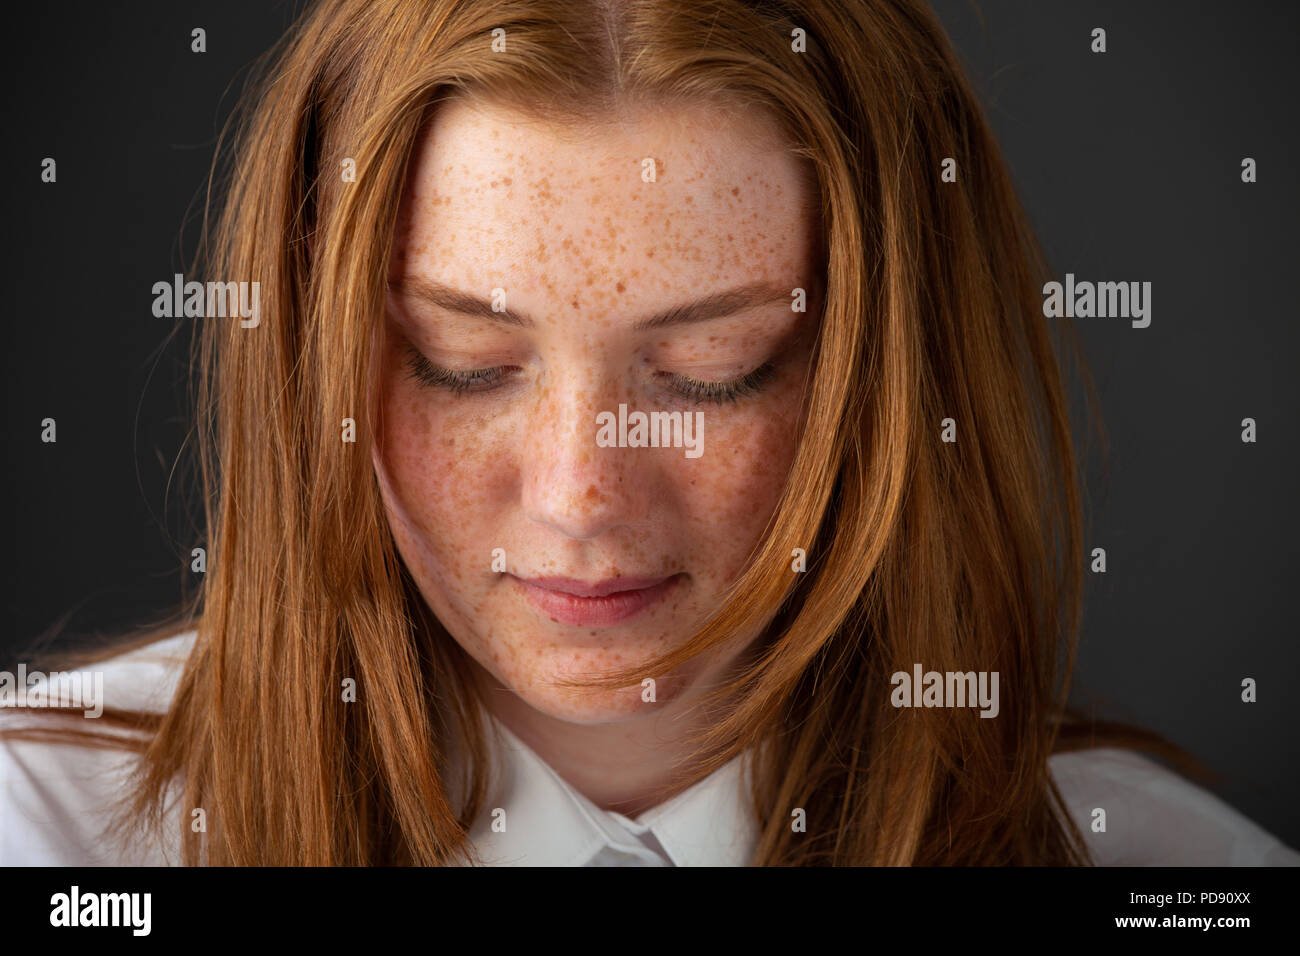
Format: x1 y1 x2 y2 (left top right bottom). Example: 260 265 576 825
3 1 1296 844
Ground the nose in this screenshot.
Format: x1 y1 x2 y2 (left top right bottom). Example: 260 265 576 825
519 372 652 540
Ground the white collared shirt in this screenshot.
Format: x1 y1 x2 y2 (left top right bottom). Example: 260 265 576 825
465 718 757 866
2 630 1297 866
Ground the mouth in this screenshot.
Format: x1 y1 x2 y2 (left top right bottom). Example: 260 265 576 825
510 573 684 627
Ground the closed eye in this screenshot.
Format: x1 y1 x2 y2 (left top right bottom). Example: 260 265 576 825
657 362 776 404
404 345 777 404
404 347 517 394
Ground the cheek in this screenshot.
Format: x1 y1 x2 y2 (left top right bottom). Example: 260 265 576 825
378 369 516 581
675 386 804 584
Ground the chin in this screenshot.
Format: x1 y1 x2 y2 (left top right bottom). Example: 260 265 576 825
517 689 651 725
498 657 694 726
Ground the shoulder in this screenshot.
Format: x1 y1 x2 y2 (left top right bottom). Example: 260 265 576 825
1048 746 1300 866
0 629 196 865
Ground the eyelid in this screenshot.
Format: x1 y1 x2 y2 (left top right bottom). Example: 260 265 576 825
402 344 778 404
403 346 516 394
658 362 776 404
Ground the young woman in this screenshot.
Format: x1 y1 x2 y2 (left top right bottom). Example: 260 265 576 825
3 0 1295 866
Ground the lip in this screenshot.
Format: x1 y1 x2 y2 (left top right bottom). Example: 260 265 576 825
512 574 682 626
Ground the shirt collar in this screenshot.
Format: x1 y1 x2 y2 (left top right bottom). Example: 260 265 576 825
466 716 758 866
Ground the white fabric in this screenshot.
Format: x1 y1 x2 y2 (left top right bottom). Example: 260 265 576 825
466 717 757 866
2 630 1296 866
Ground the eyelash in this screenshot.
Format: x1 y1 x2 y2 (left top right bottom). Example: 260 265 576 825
403 347 777 404
404 348 512 394
657 363 776 404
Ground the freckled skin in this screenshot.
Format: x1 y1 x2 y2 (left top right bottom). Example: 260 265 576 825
372 98 819 808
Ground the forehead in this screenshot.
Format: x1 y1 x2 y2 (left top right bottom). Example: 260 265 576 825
392 96 818 310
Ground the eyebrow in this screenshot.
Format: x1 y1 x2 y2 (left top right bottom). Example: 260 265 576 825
387 278 795 331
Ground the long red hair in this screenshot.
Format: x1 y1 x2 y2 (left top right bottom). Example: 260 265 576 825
3 0 1187 865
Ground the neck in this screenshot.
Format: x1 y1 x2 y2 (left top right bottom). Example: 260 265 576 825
470 658 736 818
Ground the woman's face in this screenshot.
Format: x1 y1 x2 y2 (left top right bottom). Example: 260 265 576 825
374 96 820 723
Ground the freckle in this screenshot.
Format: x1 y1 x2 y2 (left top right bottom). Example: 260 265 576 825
616 281 626 294
489 180 498 187
731 187 740 196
